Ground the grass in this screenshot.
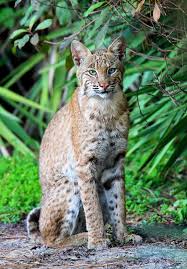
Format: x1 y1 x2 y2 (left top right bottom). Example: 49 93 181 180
0 153 41 223
0 151 186 224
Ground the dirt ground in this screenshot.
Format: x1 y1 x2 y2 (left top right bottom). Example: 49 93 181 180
0 222 187 269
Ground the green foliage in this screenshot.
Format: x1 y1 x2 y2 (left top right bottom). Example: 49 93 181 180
0 7 15 28
56 1 71 25
126 139 187 224
35 19 52 31
0 154 41 223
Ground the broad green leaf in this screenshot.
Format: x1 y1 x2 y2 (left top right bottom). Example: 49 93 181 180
29 14 38 30
30 33 39 46
56 2 71 25
20 6 33 26
10 29 28 39
35 19 52 31
14 34 30 49
84 1 105 17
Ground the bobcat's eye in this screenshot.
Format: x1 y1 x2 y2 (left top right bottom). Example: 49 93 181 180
88 69 97 76
108 68 117 75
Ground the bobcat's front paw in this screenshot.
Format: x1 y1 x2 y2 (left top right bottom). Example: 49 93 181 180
114 231 143 246
124 233 143 244
88 238 108 250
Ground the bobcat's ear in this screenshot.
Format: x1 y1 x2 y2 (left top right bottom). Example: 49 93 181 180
71 40 91 66
108 37 126 60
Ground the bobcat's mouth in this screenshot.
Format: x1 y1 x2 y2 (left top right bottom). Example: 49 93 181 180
94 89 115 99
95 89 114 95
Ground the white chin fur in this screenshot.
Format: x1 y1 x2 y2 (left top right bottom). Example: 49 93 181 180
94 91 115 99
96 93 109 98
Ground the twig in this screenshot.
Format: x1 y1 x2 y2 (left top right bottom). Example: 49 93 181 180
153 73 179 106
128 48 168 61
43 19 96 45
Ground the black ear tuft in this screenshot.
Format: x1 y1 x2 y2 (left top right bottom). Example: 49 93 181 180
108 37 126 60
71 40 91 66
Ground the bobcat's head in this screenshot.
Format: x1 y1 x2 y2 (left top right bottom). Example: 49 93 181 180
71 37 125 99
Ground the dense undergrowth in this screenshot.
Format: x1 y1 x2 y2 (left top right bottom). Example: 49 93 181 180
0 150 186 224
126 138 187 224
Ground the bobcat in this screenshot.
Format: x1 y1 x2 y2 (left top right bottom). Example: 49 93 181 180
27 37 131 249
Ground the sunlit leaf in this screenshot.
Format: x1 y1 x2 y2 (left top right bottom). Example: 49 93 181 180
84 1 105 17
56 2 71 25
30 33 39 46
29 14 38 30
10 29 28 39
14 34 30 49
35 19 52 31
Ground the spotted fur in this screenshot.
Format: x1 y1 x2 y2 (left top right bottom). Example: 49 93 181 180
27 37 129 249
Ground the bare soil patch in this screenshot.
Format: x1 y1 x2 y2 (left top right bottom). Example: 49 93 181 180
0 223 187 269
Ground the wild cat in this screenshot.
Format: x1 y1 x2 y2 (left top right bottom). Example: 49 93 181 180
27 37 139 249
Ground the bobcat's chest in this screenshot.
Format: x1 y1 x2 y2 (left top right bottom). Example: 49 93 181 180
81 121 128 170
98 128 126 166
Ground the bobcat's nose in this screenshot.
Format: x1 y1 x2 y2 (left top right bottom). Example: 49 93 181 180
98 82 109 91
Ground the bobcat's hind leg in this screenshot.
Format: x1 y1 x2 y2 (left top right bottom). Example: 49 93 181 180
39 180 86 247
103 176 127 241
101 156 127 242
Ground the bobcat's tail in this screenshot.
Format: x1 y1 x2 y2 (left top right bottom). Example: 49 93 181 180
26 207 43 244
